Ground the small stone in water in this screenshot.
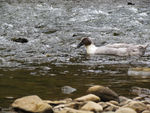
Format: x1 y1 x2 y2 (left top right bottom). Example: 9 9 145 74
113 32 120 36
127 2 135 5
5 96 14 99
61 86 77 94
11 37 28 43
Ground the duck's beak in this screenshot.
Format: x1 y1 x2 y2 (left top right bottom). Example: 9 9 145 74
77 41 84 48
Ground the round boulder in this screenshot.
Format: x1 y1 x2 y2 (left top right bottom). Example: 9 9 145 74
12 95 53 113
87 85 119 102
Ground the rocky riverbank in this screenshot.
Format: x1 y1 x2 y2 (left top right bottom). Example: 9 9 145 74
3 85 150 113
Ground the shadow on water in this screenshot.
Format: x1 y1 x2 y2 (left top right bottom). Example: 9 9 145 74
0 0 150 108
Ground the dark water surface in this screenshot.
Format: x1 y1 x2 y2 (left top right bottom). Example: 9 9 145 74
0 0 150 108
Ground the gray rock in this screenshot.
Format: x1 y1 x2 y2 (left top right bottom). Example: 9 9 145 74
131 87 150 96
61 86 77 94
87 85 119 102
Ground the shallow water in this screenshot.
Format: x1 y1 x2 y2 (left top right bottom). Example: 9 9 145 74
0 0 150 108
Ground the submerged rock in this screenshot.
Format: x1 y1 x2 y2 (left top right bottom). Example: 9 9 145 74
11 37 28 43
42 28 57 34
128 67 150 76
131 87 150 96
61 86 77 94
80 101 103 112
87 85 119 102
75 94 100 102
12 95 53 113
127 2 135 5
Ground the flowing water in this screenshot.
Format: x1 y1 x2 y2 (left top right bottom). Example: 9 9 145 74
0 0 150 109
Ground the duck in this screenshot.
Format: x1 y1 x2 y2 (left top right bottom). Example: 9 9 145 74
77 37 149 57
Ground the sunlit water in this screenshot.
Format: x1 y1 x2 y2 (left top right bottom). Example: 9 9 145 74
0 0 150 108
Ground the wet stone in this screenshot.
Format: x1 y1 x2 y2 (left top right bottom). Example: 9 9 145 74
127 2 135 5
61 86 77 94
42 29 57 34
131 87 150 96
113 32 120 36
11 37 28 43
87 85 119 102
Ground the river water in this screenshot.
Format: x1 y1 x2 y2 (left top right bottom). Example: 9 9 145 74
0 0 150 108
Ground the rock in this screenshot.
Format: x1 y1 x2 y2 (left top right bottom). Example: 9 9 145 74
43 98 72 106
99 102 109 109
119 96 130 103
119 96 132 106
104 102 119 111
42 28 57 34
54 107 93 113
131 87 150 96
53 101 85 110
142 110 150 113
147 104 150 110
127 2 135 5
102 111 115 113
12 95 53 113
128 68 150 76
123 100 147 113
11 37 28 43
61 86 77 94
113 32 120 36
81 101 103 112
115 107 137 113
65 101 85 109
75 94 100 102
87 85 119 102
109 100 119 106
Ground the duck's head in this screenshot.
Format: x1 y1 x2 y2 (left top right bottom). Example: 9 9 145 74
77 37 92 48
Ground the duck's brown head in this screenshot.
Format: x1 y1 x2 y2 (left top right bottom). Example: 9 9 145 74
77 38 92 48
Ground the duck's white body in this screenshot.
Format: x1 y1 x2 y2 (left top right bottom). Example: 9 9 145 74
77 38 148 57
85 43 148 56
